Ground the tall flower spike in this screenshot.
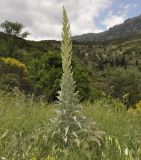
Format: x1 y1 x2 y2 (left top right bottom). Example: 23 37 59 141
58 7 78 108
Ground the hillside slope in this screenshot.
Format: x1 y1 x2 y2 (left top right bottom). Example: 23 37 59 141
73 14 141 42
0 28 141 105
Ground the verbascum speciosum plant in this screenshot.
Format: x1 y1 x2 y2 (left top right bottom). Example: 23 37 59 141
57 7 78 108
48 7 105 156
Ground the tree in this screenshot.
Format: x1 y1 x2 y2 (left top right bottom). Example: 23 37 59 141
110 58 114 67
1 20 29 38
136 60 139 66
1 20 29 53
98 59 104 70
121 55 126 66
115 56 119 66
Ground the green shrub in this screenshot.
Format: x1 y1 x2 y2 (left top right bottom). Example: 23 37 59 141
109 69 141 106
0 74 20 90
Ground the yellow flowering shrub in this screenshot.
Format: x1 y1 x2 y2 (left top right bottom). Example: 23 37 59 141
128 100 141 113
134 100 141 112
0 57 28 76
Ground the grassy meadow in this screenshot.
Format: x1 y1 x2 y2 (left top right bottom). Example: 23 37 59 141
0 90 141 160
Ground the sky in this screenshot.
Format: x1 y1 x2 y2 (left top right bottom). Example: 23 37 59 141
0 0 141 40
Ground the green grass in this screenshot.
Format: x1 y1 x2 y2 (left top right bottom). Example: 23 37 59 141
84 100 141 148
0 90 141 160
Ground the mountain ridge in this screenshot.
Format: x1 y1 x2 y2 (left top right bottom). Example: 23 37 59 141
73 14 141 42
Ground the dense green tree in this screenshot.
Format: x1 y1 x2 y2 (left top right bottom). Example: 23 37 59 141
98 59 104 70
121 55 126 66
136 60 139 66
73 65 92 101
110 58 114 67
1 20 29 38
1 20 29 53
29 51 92 102
28 52 62 101
115 57 119 66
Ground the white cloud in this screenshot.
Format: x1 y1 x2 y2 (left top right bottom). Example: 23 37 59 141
102 3 130 30
103 13 126 29
103 2 137 30
0 0 112 40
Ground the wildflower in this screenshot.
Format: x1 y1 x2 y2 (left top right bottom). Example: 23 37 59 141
124 148 129 156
